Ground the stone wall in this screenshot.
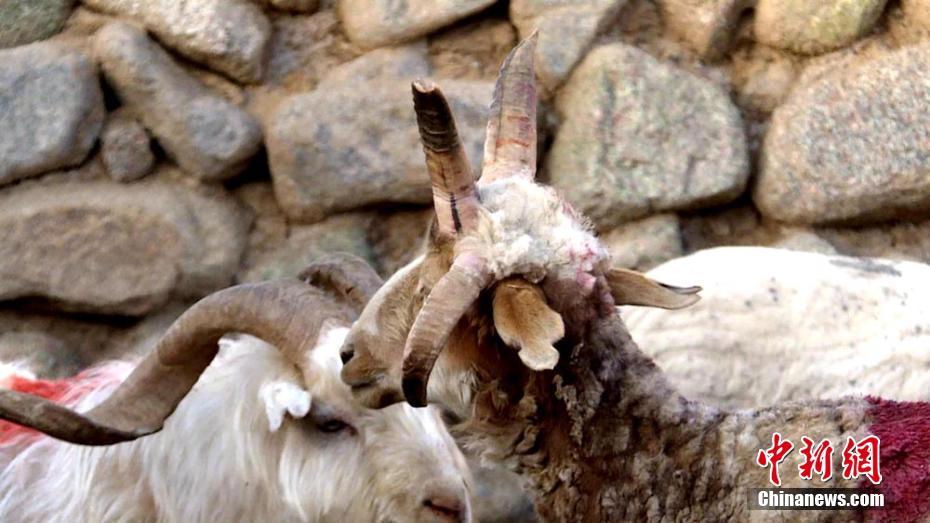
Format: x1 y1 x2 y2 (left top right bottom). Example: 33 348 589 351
0 0 928 519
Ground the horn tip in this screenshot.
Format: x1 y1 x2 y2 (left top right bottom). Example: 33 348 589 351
402 376 429 408
412 78 436 94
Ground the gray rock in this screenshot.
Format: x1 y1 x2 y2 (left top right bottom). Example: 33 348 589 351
754 0 887 55
428 18 517 81
268 79 492 222
95 23 262 182
315 42 430 92
0 309 120 365
547 44 748 230
0 0 74 48
101 110 155 182
0 332 82 378
510 0 625 91
241 213 378 283
369 207 432 275
818 220 930 264
658 0 752 60
254 0 319 12
83 0 271 83
602 214 683 271
338 0 496 48
755 44 930 224
892 0 930 45
0 175 250 315
0 42 103 187
679 205 836 256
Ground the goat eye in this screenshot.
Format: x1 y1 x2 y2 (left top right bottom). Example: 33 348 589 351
317 419 350 434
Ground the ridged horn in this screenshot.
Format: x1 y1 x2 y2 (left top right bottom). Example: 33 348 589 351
402 253 491 407
0 279 352 445
298 252 384 314
480 31 538 185
412 79 481 237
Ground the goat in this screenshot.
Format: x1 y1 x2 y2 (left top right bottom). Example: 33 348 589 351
335 34 930 521
0 255 472 523
623 246 930 409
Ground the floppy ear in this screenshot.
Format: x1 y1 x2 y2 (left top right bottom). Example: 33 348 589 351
606 268 701 309
492 278 564 371
260 381 311 433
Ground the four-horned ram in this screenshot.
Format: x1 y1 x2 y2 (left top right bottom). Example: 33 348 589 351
0 256 472 523
335 34 930 522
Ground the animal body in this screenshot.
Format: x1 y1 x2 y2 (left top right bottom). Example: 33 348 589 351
623 246 930 409
335 34 930 522
0 257 472 522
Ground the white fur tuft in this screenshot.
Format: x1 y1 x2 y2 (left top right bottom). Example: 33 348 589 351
465 178 609 282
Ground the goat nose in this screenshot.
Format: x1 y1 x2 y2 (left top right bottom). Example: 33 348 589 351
422 489 467 523
339 345 354 365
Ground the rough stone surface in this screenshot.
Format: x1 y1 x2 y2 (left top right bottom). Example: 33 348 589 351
547 44 749 230
338 0 497 48
234 182 289 274
658 0 752 60
729 44 801 114
0 331 82 378
429 18 517 81
818 220 930 264
255 0 319 13
83 0 271 83
889 0 930 45
602 213 683 270
96 23 262 182
0 42 103 187
315 42 430 92
754 0 888 55
268 79 492 222
100 110 155 182
510 0 624 91
0 0 73 48
240 213 378 283
0 176 250 315
755 44 930 224
369 207 432 275
0 311 118 368
624 247 930 408
679 205 836 255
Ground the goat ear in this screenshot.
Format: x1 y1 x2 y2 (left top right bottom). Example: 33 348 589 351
259 381 311 433
606 268 701 309
492 278 564 371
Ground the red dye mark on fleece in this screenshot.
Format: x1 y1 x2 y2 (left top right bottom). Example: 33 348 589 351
0 370 117 446
863 396 930 522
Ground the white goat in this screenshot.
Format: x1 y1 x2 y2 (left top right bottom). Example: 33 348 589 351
0 327 471 523
0 263 473 523
623 246 930 408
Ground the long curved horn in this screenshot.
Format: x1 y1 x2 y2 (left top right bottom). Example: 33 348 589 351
480 31 538 185
412 79 481 237
402 253 491 407
298 252 384 314
0 279 352 445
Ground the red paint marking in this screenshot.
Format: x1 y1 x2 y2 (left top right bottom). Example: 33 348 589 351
494 137 530 149
864 397 930 522
0 369 120 446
